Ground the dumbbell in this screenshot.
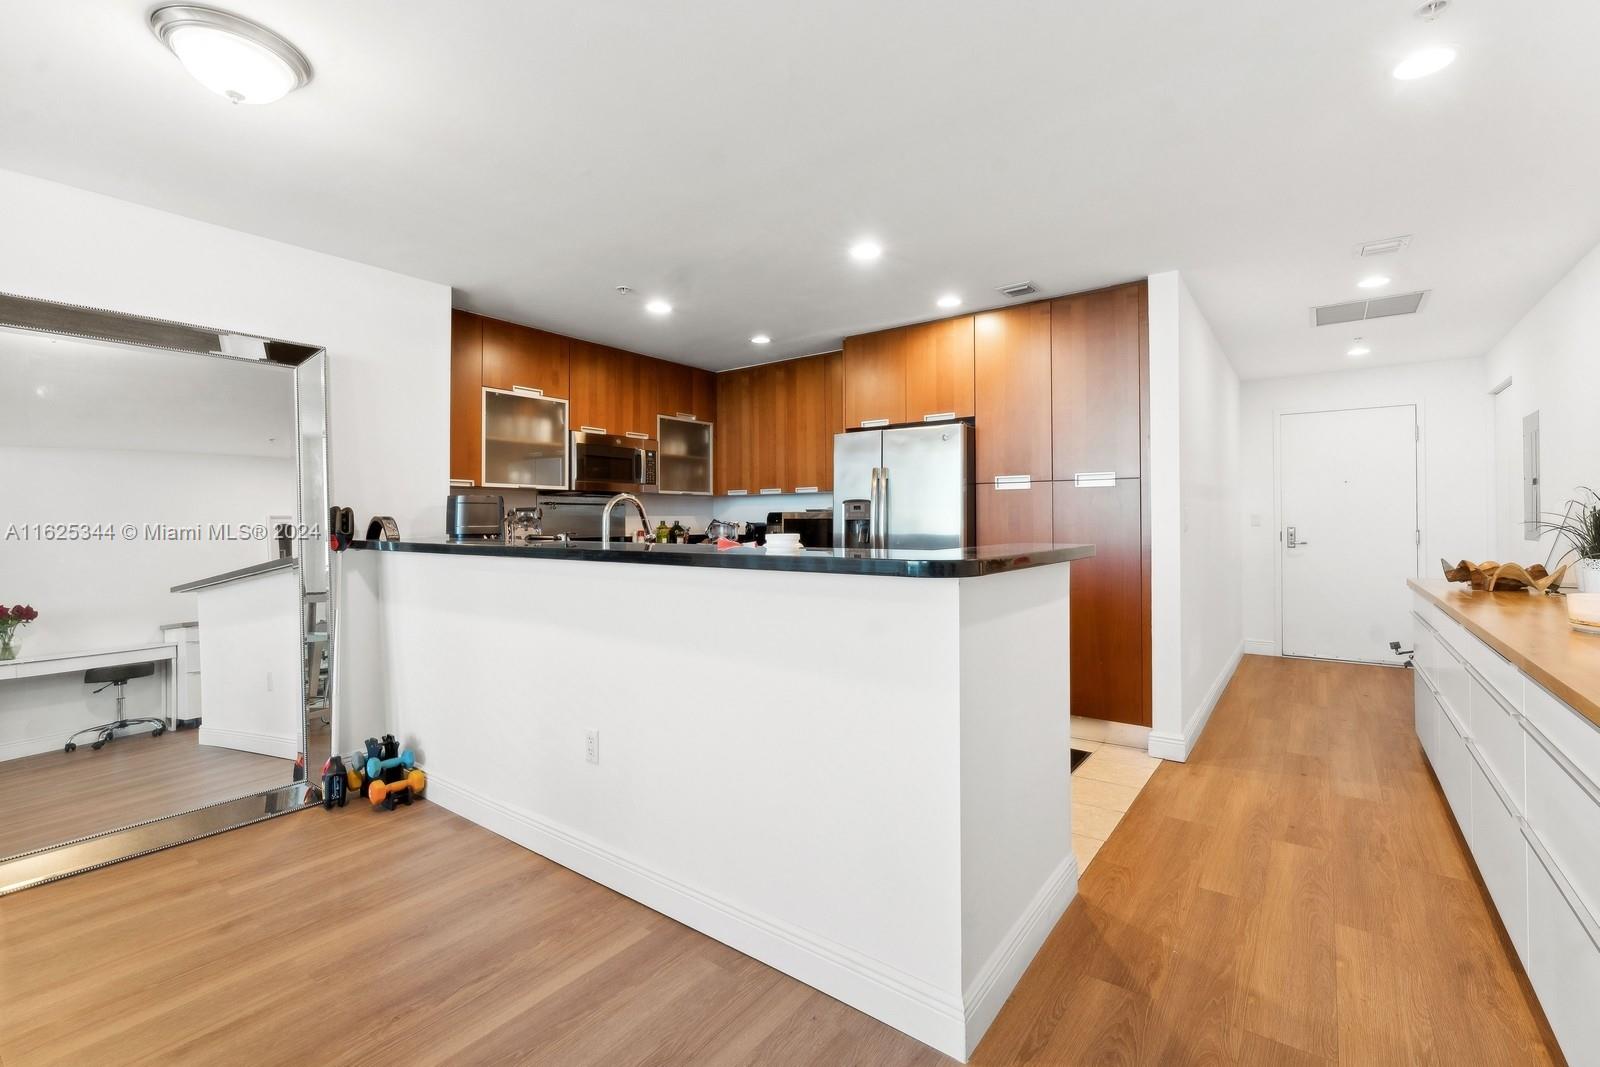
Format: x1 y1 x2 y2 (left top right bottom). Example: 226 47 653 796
369 769 425 807
366 748 416 781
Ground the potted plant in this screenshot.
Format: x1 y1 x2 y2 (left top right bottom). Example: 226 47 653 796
1539 488 1600 593
0 603 39 661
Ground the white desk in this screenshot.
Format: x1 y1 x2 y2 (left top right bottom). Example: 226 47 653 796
0 642 177 727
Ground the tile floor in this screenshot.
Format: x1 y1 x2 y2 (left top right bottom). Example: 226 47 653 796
1070 738 1162 870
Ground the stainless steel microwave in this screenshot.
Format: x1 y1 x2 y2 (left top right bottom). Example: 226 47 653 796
571 431 658 493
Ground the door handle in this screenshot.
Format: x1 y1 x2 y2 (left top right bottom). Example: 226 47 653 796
1286 525 1309 548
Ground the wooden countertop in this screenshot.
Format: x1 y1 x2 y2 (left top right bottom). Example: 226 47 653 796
1410 578 1600 728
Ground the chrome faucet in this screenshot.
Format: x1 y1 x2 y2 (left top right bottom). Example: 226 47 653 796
601 493 650 545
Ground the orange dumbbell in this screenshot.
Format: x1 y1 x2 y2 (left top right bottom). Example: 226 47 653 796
369 769 425 809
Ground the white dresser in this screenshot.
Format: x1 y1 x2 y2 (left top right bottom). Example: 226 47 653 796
1411 580 1600 1066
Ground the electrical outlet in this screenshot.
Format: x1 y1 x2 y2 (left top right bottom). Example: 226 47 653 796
585 729 599 765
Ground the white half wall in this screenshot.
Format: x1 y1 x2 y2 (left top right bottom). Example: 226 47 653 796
1148 271 1243 761
0 167 452 540
196 567 302 760
1484 239 1600 561
1238 357 1493 655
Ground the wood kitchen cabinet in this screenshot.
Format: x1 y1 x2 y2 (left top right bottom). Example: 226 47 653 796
568 340 631 436
824 350 844 437
655 360 717 422
713 353 839 495
1053 478 1149 726
714 367 755 495
480 316 569 397
904 315 974 422
1052 282 1145 479
625 356 662 439
450 309 484 485
842 326 906 428
782 355 832 493
975 481 1054 545
974 302 1053 483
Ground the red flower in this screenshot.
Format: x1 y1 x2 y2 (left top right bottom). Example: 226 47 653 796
8 605 38 622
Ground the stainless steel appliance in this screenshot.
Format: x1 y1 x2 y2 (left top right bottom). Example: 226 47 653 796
447 493 504 540
482 387 570 489
533 493 627 541
571 431 658 494
832 422 973 550
767 510 833 549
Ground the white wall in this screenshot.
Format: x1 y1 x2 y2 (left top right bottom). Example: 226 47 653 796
196 568 302 760
0 168 452 540
1484 239 1600 561
1238 357 1493 654
0 446 296 759
1147 271 1243 760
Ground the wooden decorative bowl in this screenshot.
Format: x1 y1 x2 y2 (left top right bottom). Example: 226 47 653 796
1440 558 1568 593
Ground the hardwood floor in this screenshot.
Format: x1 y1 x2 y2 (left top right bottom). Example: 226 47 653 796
0 727 297 859
0 656 1562 1065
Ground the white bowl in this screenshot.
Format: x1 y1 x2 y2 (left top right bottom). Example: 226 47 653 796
1568 593 1600 634
766 533 801 547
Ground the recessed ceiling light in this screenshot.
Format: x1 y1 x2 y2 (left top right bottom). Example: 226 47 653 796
644 299 673 316
150 5 312 105
849 239 883 263
936 294 962 309
1347 340 1372 357
1393 46 1456 81
750 334 771 345
1357 275 1391 289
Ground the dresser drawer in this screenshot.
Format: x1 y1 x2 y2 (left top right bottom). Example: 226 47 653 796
1469 749 1529 964
1455 624 1523 714
1524 680 1600 790
1527 843 1600 1066
1414 668 1437 763
1434 687 1473 829
1525 732 1600 931
1469 673 1524 812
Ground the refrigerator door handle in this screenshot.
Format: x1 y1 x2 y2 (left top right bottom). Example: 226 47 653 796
877 466 889 549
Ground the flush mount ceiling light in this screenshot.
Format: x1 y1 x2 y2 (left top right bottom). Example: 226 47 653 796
1357 275 1391 289
936 294 962 309
150 5 312 105
849 239 883 263
644 299 673 316
750 334 772 345
1347 339 1372 357
1393 46 1456 80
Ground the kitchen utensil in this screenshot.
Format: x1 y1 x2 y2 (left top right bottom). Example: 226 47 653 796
705 519 739 541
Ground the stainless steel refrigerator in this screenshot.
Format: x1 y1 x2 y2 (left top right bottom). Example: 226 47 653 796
832 422 974 550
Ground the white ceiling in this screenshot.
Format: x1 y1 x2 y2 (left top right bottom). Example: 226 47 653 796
3 1 1598 378
0 328 295 457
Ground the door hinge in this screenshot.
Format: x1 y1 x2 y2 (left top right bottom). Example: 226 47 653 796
1415 425 1420 442
1416 529 1422 546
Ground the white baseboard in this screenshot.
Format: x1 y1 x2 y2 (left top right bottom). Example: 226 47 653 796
1148 640 1244 762
1069 717 1151 749
961 853 1078 1056
425 772 972 1060
1244 638 1280 656
197 726 297 760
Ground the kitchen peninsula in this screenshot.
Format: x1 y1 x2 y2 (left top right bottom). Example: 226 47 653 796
339 538 1092 1060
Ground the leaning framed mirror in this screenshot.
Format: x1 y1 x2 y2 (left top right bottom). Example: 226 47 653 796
0 291 333 893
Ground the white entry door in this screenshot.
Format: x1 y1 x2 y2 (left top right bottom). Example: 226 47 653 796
1279 404 1419 663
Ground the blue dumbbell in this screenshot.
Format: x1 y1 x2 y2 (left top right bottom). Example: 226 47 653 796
366 748 416 781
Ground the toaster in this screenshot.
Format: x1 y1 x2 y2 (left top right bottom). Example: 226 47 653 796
446 493 504 540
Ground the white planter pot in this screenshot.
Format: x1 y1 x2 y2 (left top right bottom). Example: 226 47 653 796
1577 558 1600 594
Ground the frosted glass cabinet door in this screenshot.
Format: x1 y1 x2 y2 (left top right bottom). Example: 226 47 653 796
657 415 712 495
483 388 570 489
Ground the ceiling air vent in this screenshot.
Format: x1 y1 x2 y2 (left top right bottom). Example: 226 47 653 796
1358 235 1411 257
1312 290 1429 327
995 281 1038 298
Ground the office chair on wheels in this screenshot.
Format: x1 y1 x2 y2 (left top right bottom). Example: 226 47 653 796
65 662 165 752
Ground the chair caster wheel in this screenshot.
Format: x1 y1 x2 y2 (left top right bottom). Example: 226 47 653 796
64 742 77 753
91 740 106 750
152 728 166 738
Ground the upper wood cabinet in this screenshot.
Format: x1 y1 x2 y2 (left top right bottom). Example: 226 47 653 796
625 356 661 438
1052 282 1145 480
655 360 717 422
713 353 839 495
904 316 974 422
974 302 1053 483
568 341 631 436
481 317 569 398
842 327 907 428
450 309 484 485
714 367 755 495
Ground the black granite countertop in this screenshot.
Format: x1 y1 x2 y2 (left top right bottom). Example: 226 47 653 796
348 538 1094 578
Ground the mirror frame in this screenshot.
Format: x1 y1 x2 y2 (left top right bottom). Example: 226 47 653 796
0 290 333 893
